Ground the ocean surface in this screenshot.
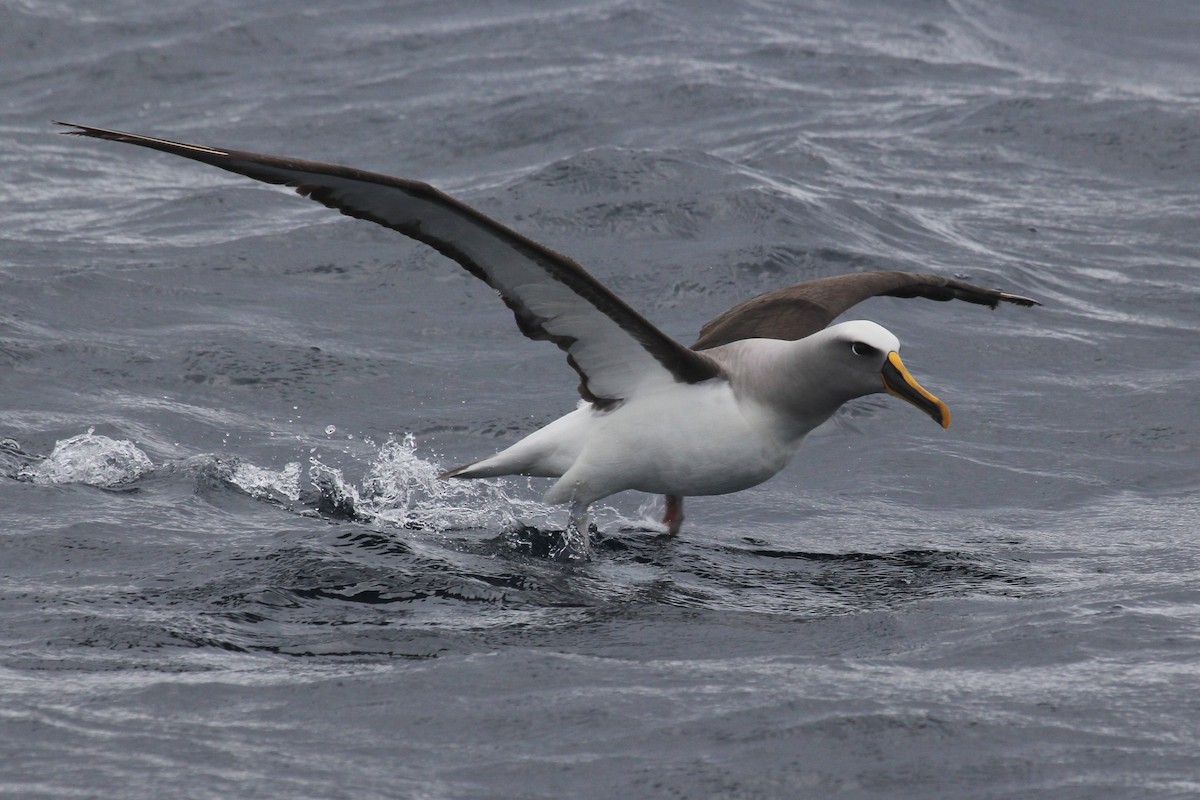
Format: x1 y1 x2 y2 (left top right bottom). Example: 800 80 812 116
3 1 1199 797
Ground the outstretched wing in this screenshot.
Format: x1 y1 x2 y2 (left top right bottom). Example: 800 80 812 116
56 122 721 408
691 270 1039 350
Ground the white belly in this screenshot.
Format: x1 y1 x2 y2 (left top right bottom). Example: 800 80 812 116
544 381 802 504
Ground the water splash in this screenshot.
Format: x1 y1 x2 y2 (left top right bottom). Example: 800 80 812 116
227 459 302 502
15 428 646 547
17 428 153 487
308 434 558 533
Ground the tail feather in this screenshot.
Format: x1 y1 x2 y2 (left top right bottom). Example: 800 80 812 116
438 463 473 480
438 406 589 482
438 457 507 480
438 451 542 481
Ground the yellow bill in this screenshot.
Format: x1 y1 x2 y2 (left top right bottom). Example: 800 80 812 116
881 351 950 429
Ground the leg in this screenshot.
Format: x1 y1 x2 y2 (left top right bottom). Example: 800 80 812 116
557 500 592 562
662 494 684 536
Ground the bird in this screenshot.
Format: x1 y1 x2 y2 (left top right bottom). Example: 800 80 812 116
56 121 1038 559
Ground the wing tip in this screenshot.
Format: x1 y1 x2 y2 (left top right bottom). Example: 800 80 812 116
52 120 89 136
53 120 132 140
998 291 1041 308
52 120 230 157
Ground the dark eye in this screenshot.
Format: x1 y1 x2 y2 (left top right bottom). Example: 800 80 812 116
851 342 878 357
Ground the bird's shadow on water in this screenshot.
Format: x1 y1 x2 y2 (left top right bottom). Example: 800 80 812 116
439 522 1031 611
57 518 1029 665
275 485 1030 612
188 447 1029 608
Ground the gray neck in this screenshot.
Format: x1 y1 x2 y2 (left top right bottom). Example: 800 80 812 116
702 336 854 441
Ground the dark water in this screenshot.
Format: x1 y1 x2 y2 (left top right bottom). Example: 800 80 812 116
3 1 1200 797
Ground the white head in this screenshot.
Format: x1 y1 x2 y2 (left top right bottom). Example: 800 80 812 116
795 320 951 428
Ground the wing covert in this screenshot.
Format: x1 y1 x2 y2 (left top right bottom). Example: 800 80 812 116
692 270 1038 350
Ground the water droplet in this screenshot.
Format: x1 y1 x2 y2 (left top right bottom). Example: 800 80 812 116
325 425 336 435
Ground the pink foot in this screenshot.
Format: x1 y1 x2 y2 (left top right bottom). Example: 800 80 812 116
662 494 684 536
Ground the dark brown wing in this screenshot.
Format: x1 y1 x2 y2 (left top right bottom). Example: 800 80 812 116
691 271 1039 350
56 122 721 408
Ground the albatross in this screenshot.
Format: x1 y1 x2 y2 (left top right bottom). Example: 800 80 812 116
57 122 1038 558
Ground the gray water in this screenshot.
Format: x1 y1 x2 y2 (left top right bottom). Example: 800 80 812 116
3 1 1199 797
